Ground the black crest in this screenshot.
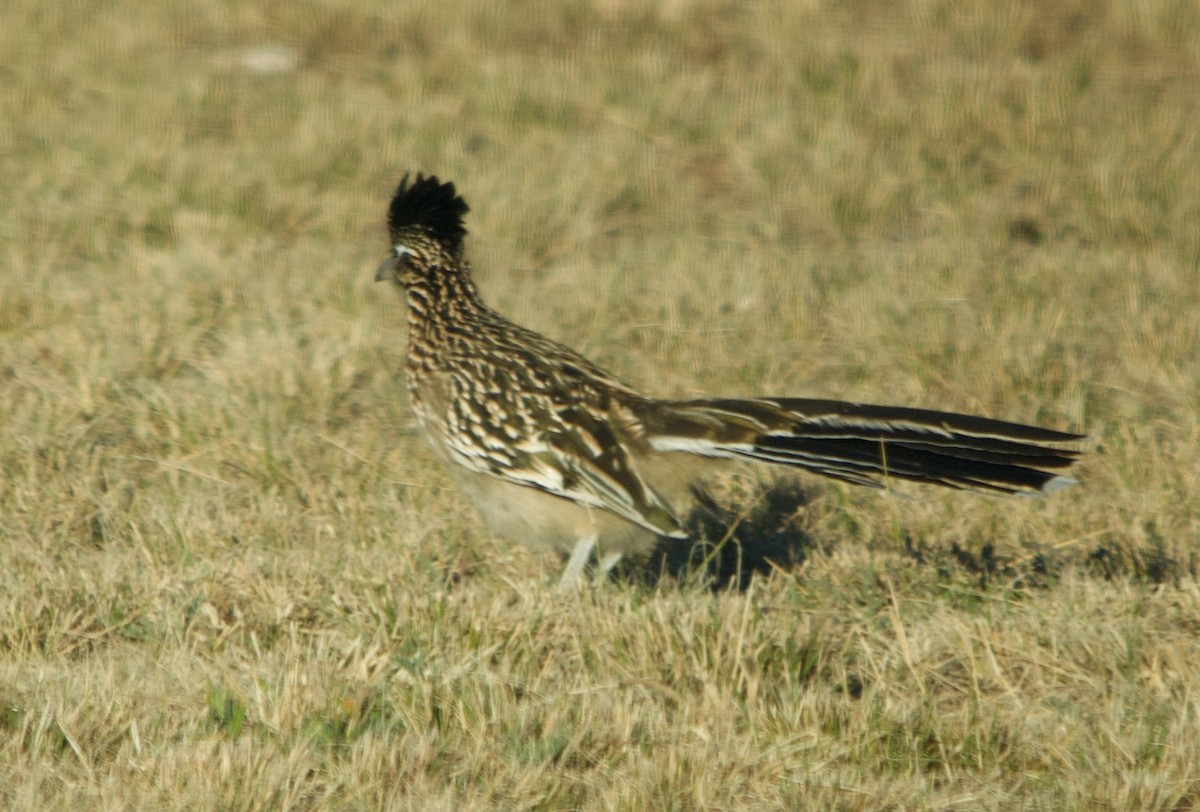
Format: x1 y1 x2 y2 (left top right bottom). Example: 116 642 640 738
387 173 469 253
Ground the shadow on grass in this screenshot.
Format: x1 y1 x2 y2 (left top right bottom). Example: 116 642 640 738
614 479 1194 593
630 478 820 592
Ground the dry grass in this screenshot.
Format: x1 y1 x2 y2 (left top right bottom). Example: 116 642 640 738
3 0 1200 808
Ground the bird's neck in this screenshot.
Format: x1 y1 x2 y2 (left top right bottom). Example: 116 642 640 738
403 268 494 368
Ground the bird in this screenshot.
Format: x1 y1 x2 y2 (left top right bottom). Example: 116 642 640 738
374 173 1083 588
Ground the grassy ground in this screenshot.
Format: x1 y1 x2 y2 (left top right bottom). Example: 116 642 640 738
3 0 1199 808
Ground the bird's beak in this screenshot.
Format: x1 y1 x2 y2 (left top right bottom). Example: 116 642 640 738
376 245 415 282
375 254 399 282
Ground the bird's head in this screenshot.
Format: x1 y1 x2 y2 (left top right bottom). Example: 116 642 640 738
375 173 470 289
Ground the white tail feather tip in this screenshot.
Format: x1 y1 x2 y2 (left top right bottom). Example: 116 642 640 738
1042 475 1079 494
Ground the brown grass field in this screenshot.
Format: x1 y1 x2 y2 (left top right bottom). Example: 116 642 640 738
3 0 1200 808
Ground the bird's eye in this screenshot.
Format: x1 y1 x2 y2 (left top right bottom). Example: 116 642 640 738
394 245 416 261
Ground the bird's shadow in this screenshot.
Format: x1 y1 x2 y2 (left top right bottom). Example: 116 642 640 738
627 478 820 592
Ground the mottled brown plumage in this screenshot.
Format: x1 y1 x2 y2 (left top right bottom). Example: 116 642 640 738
375 173 1083 586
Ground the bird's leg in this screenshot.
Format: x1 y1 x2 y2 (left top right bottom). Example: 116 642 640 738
558 534 597 591
595 550 623 583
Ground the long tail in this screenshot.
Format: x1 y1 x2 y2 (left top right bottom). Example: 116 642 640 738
638 397 1083 495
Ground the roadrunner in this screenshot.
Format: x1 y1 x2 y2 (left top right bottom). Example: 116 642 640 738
375 174 1083 587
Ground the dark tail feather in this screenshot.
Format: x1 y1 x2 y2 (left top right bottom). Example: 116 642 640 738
641 397 1083 495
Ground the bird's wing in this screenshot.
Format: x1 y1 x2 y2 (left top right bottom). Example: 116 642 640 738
427 367 686 538
500 404 687 538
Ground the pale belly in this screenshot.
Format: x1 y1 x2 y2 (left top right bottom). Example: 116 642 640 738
444 466 663 559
